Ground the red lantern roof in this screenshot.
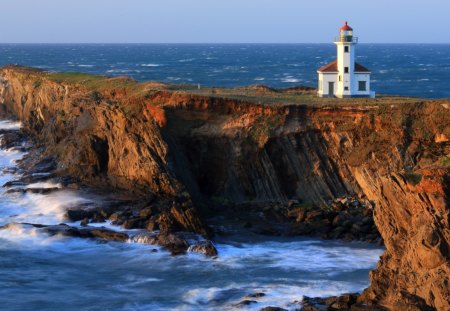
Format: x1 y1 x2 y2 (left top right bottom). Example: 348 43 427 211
340 21 353 31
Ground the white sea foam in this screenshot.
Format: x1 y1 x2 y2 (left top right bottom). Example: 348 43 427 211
0 148 24 168
281 78 301 83
26 181 63 189
77 64 94 68
180 280 366 311
0 223 67 247
141 64 162 67
0 120 22 130
0 190 92 225
215 240 383 272
179 58 196 63
254 77 265 81
106 69 133 74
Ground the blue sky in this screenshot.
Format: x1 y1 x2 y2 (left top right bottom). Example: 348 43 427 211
1 0 449 43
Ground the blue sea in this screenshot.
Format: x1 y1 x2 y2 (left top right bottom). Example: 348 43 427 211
1 44 449 98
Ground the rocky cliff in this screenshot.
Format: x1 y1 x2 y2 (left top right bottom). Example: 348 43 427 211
0 66 449 310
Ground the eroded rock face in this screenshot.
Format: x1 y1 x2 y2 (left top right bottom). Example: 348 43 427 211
164 94 449 310
0 67 449 310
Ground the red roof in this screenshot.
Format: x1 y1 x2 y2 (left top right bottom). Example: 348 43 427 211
340 21 353 31
318 60 338 72
355 63 370 72
317 60 370 73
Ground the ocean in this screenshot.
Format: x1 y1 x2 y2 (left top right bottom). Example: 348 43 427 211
1 43 450 98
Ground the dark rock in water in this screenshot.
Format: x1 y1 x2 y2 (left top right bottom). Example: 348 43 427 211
121 217 145 229
131 231 189 255
286 196 380 243
2 181 27 188
130 231 216 257
301 294 387 311
6 187 61 195
90 213 106 223
2 222 130 243
80 218 89 226
324 294 357 309
259 307 288 311
246 292 266 299
66 209 93 222
155 233 189 256
26 187 60 194
0 130 25 149
237 300 258 306
188 240 218 257
42 224 129 242
86 228 129 242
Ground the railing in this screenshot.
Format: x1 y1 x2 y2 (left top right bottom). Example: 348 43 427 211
334 36 358 43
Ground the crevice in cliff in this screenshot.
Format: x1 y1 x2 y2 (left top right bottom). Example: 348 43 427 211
90 135 109 175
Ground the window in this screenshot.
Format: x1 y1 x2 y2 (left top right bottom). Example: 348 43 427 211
358 81 367 91
339 75 342 82
344 86 349 91
344 46 349 53
344 67 349 73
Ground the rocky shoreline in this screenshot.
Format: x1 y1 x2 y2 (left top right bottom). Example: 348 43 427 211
1 123 381 258
0 66 448 310
0 126 217 256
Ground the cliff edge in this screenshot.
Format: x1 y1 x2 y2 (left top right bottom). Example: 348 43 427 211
0 66 448 310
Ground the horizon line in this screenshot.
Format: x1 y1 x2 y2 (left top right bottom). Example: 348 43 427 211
1 42 450 45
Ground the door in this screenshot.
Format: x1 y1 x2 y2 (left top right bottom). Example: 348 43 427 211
328 82 334 97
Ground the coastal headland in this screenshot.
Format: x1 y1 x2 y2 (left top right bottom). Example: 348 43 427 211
0 66 449 310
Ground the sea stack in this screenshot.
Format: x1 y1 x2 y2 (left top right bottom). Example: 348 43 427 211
317 22 375 98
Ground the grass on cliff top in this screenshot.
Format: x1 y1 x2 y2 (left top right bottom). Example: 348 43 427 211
47 72 169 100
47 72 140 90
165 84 424 107
13 66 431 107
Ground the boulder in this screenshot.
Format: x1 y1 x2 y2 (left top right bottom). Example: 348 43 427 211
188 240 218 257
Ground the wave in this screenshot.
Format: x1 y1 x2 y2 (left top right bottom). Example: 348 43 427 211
0 189 93 225
180 280 366 311
215 239 383 272
106 69 133 74
26 181 63 189
0 120 22 130
0 148 24 168
141 64 162 67
179 58 196 63
281 78 301 83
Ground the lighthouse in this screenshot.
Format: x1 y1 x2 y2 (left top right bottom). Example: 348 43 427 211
317 22 375 98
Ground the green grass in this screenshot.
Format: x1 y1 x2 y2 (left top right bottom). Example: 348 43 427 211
47 72 141 93
441 156 450 167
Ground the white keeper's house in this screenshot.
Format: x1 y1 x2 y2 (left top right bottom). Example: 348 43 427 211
317 22 375 98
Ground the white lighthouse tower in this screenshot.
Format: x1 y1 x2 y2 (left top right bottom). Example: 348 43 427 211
317 22 375 98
